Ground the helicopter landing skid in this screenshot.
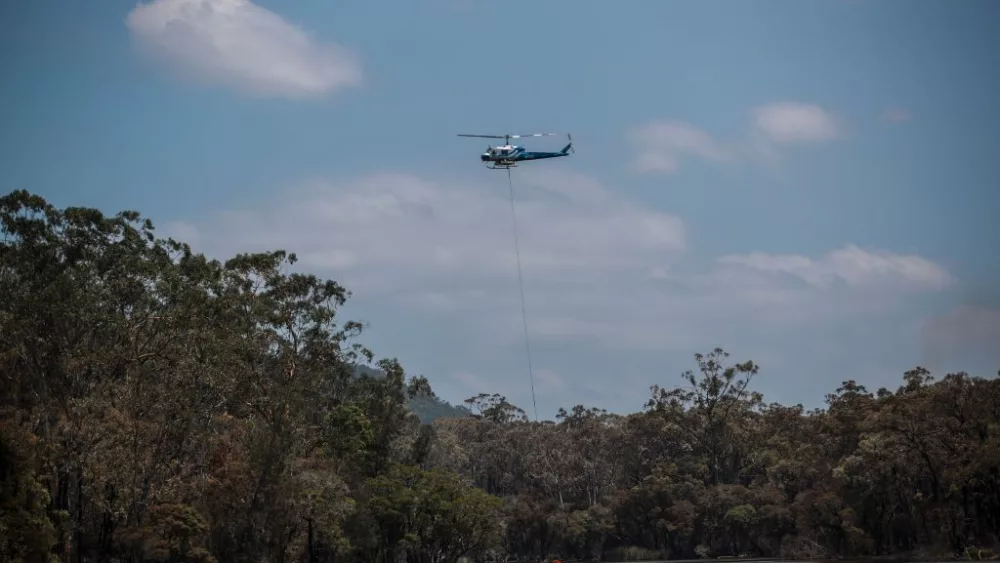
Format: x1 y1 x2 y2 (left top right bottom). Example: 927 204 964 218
486 161 517 170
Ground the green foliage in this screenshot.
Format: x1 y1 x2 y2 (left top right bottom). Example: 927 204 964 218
464 393 528 424
119 503 215 563
326 405 375 464
359 464 503 563
2 190 999 563
0 423 59 563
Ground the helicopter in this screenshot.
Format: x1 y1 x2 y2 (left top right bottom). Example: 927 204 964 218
457 132 573 169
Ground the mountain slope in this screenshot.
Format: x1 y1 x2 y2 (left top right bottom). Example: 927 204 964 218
352 365 472 424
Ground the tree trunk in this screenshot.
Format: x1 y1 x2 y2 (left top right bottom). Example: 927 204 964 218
76 469 84 563
308 517 317 563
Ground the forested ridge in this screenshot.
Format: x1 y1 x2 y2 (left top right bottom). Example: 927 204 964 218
351 365 471 424
2 190 998 563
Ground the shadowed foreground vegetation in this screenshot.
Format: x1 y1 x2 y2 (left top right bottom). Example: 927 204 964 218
2 190 998 563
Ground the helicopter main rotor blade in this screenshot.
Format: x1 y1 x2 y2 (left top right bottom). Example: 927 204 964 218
458 133 565 139
507 133 560 139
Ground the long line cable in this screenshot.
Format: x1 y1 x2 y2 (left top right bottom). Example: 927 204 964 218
506 166 539 422
508 167 562 518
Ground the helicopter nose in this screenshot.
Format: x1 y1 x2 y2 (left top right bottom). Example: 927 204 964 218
480 153 490 161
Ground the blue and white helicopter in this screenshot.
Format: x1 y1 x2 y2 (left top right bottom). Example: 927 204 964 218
458 132 573 169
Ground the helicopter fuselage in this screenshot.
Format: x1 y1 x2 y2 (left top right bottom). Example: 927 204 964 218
480 143 573 168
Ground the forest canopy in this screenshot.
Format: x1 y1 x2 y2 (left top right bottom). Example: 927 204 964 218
1 189 998 563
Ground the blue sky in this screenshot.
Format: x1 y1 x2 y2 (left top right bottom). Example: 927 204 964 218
2 0 998 417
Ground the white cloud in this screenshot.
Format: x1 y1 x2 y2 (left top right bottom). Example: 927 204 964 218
168 169 954 411
170 168 686 295
126 0 362 100
752 102 841 143
628 121 727 174
630 101 841 175
171 170 950 349
717 244 954 291
882 107 912 124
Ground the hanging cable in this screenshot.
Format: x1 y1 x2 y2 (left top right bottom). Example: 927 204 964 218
506 167 539 422
507 167 563 515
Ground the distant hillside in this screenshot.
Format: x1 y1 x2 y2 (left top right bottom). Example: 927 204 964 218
405 393 473 424
351 364 472 424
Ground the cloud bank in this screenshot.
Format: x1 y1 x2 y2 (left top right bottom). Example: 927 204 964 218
126 0 362 100
630 101 842 174
167 168 687 298
628 121 729 174
166 169 951 363
718 245 953 291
